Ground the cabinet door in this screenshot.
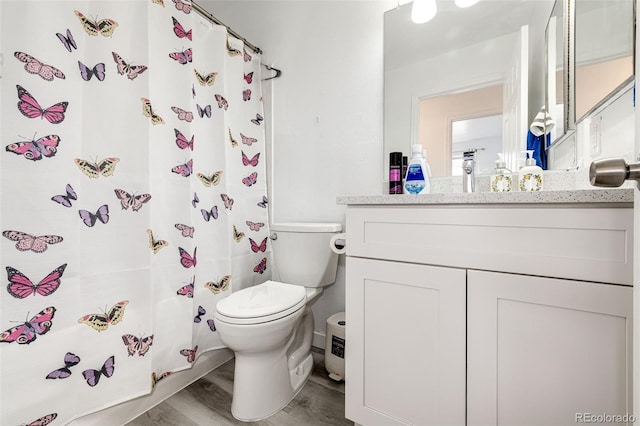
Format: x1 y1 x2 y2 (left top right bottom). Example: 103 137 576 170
468 270 633 426
345 257 466 426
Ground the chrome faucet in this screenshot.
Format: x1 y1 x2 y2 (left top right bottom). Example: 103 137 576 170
462 150 475 193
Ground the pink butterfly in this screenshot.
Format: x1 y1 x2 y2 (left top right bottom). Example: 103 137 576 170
244 72 253 84
172 0 192 14
0 306 56 344
207 319 216 332
179 246 197 268
122 334 154 356
51 184 77 207
201 206 218 222
176 276 195 297
169 48 192 64
46 352 80 379
197 103 211 118
251 113 264 125
112 52 147 80
14 52 65 81
242 172 258 187
175 129 194 150
23 413 58 426
79 205 109 227
172 159 193 177
242 89 251 101
257 195 268 208
16 85 68 124
180 346 198 363
57 29 77 52
215 94 229 110
242 151 260 166
172 16 192 40
171 106 193 122
2 230 63 253
175 223 194 238
246 220 265 231
253 257 267 274
78 61 106 81
221 193 234 210
6 264 67 299
243 48 252 62
6 134 61 161
250 237 268 253
114 189 152 212
194 305 205 323
240 133 257 146
82 355 115 386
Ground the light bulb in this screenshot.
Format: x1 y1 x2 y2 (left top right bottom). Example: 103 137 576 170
455 0 479 7
411 0 437 24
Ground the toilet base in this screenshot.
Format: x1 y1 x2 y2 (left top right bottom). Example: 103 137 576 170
231 352 313 422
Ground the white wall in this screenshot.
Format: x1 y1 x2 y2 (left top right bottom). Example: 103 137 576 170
202 0 395 346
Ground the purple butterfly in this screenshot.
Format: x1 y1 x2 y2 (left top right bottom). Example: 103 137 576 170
169 48 192 64
194 305 205 323
197 104 211 118
207 319 216 332
0 306 56 344
6 134 61 161
201 206 218 222
257 195 268 208
192 191 199 208
51 184 77 207
253 257 267 274
57 29 77 52
251 113 264 125
46 352 80 379
172 159 193 177
242 172 257 187
78 61 106 81
242 89 251 101
82 355 115 386
78 204 109 227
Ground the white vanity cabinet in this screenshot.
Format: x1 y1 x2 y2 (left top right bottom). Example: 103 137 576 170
342 196 634 426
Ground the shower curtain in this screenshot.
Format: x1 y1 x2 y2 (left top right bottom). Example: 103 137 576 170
0 1 270 424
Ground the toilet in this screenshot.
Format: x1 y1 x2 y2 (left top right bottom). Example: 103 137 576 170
214 222 342 421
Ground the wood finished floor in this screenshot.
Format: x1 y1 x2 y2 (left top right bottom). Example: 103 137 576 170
127 350 352 426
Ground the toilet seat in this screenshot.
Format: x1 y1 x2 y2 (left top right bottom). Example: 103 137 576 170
216 280 306 325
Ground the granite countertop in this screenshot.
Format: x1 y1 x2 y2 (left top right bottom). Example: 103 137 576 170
336 188 634 205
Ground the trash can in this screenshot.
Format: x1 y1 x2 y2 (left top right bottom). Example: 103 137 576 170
325 312 345 382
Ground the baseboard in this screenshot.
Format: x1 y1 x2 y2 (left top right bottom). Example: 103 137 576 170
312 330 326 350
69 348 234 426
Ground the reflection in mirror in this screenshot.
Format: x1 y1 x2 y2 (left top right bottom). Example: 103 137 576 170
384 0 554 178
545 0 566 145
451 114 503 176
419 84 502 176
574 0 634 122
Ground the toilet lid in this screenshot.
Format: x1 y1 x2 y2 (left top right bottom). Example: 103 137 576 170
216 280 306 320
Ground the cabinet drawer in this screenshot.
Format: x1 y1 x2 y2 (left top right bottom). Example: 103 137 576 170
346 205 633 285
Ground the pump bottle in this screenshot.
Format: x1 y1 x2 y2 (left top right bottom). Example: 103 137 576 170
518 150 543 191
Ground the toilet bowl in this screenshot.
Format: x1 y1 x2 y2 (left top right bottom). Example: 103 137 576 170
214 222 341 422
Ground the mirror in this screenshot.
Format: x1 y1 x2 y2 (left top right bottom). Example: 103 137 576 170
574 0 634 122
545 0 634 153
384 0 555 178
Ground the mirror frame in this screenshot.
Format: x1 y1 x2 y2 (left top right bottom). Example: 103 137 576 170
545 0 576 152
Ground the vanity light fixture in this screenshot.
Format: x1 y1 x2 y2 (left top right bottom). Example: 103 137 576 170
411 0 437 24
454 0 480 8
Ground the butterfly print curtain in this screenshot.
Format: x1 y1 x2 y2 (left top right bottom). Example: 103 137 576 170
0 1 271 424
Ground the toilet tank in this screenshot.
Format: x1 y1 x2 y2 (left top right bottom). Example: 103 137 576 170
271 222 342 288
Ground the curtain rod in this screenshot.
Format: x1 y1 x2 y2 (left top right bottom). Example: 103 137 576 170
191 1 263 55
